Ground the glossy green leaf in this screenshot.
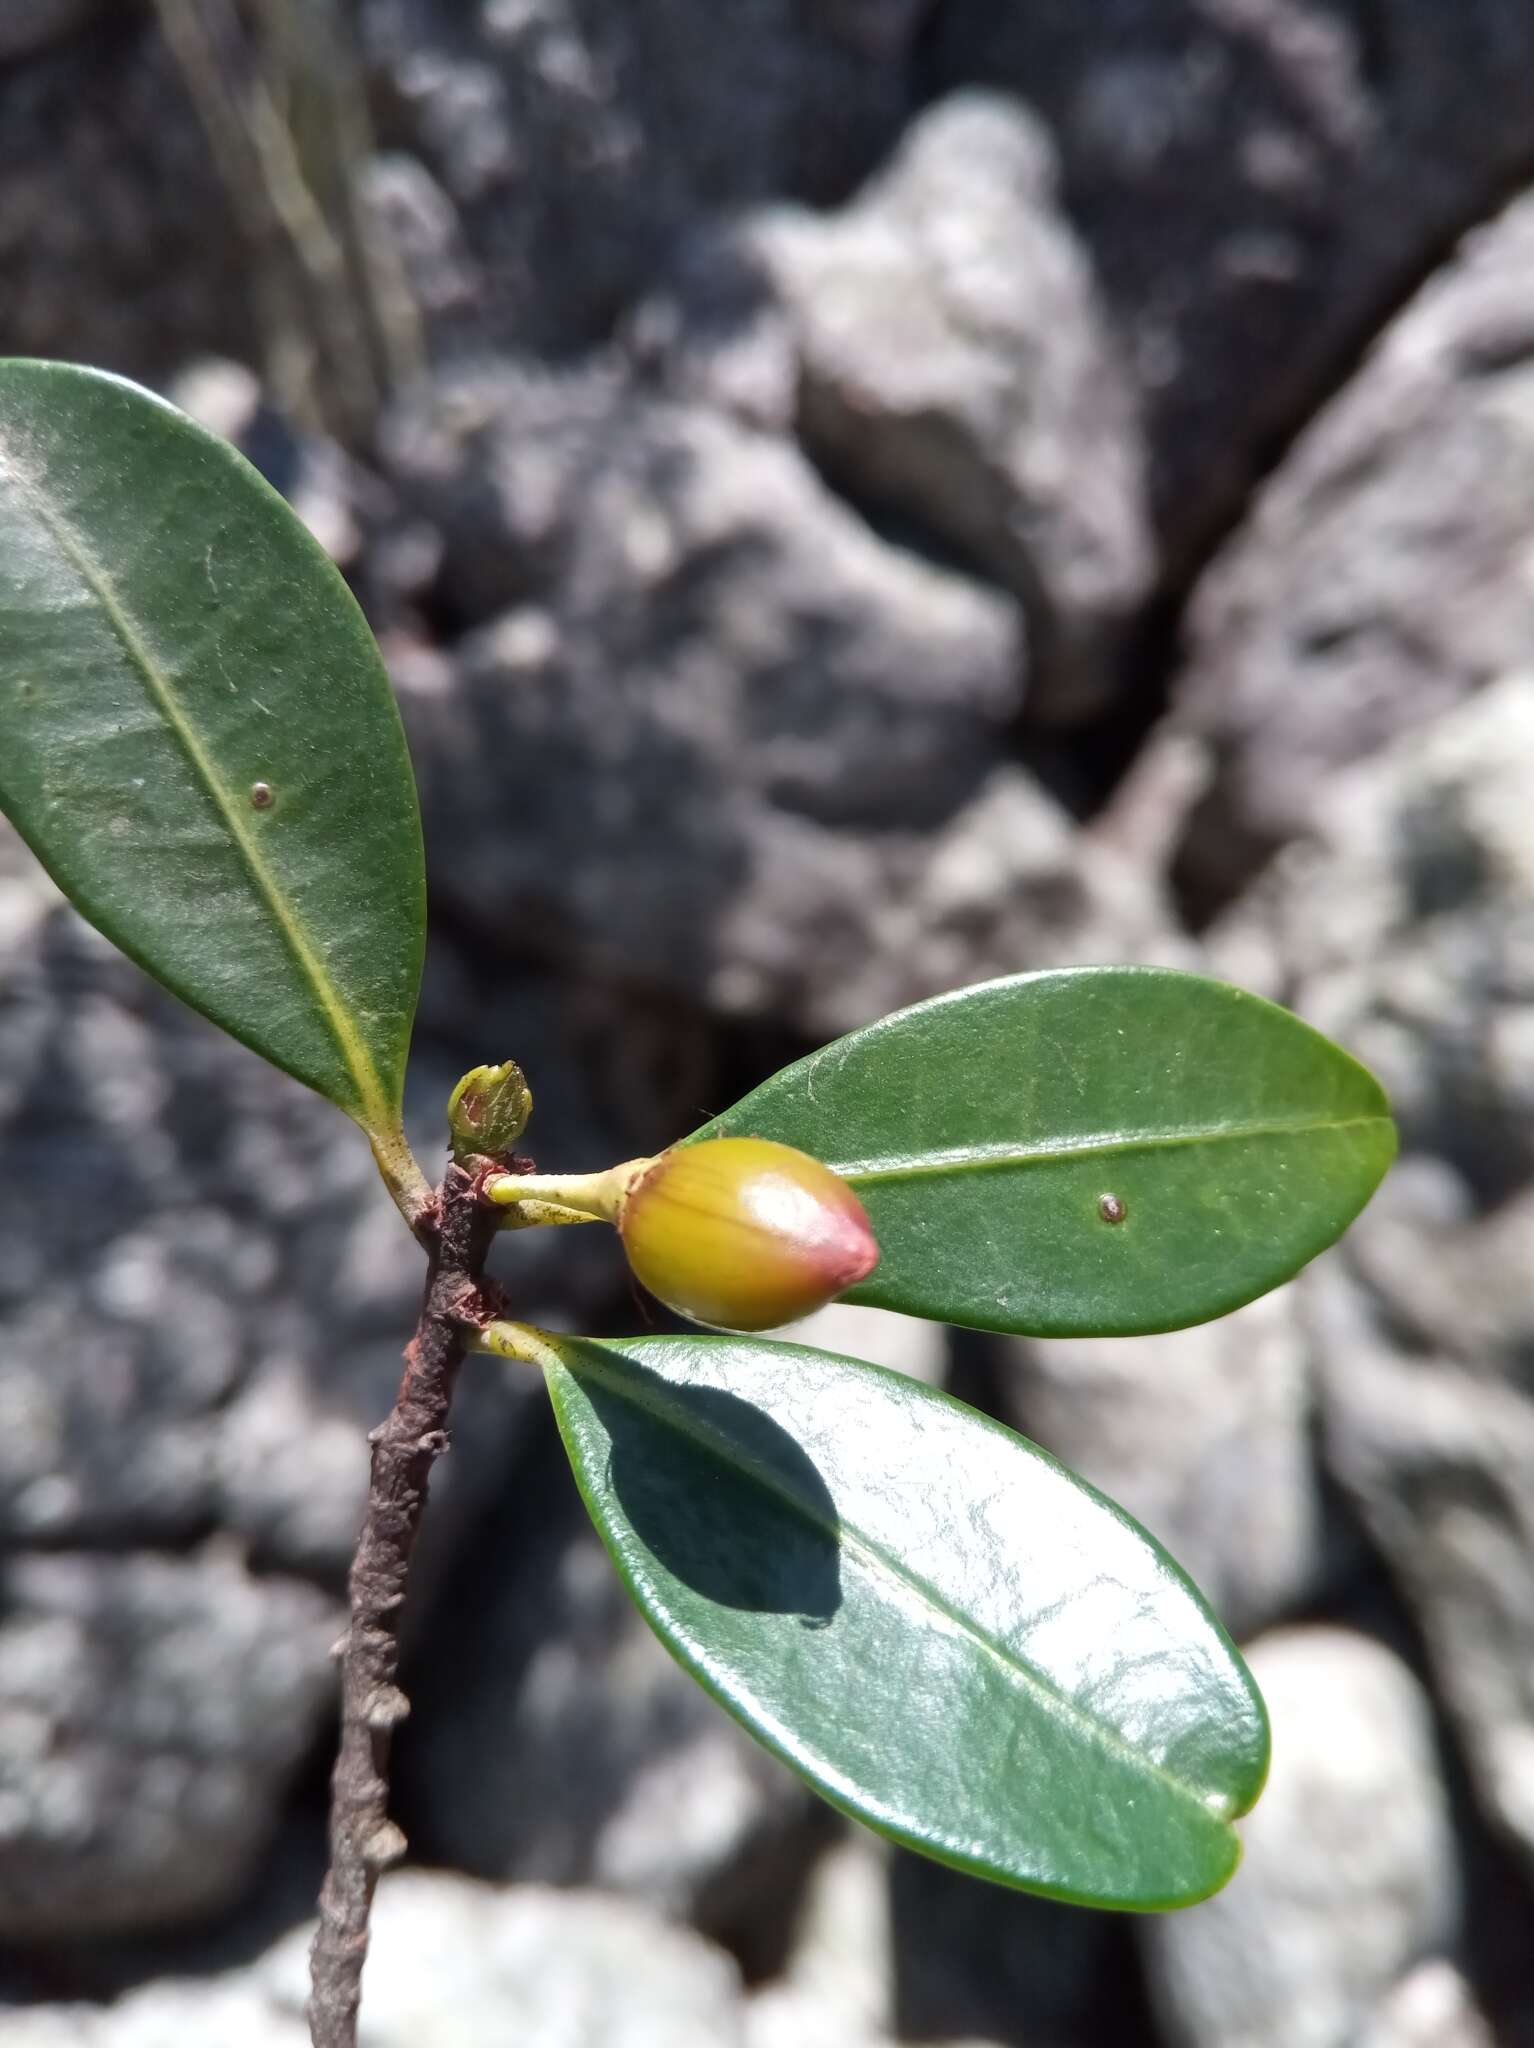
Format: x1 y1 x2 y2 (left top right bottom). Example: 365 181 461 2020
0 360 424 1143
546 1330 1269 1909
691 967 1396 1336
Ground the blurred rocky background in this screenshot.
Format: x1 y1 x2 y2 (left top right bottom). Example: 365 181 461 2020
2 2 1533 2042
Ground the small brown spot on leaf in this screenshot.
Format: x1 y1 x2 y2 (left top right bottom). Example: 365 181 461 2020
1098 1192 1127 1224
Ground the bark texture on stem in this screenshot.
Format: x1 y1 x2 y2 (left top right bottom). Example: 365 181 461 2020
308 1160 497 2048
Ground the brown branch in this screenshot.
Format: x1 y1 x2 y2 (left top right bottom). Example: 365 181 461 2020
308 1159 499 2048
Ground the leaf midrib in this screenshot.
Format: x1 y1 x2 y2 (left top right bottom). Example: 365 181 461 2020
0 432 392 1133
828 1111 1389 1185
569 1343 1247 1827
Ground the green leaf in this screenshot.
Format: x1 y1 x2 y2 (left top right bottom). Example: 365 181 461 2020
546 1330 1268 1909
0 360 424 1144
691 967 1396 1336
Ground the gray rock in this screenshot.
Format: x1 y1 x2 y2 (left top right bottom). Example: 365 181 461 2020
359 0 921 356
0 844 606 1576
697 92 1152 723
777 92 1146 709
696 763 1191 1040
0 1981 301 2048
0 824 626 1934
1359 1961 1496 2048
931 1 1534 572
381 351 1025 708
3 1871 746 2046
270 1874 747 2047
1142 1628 1458 2048
996 1288 1320 1638
0 872 378 1563
362 152 484 331
1176 191 1534 908
1307 1221 1534 1868
0 1549 338 1940
772 1304 947 1387
746 1986 886 2048
623 225 801 438
382 362 1189 1032
1206 674 1534 1864
385 363 1078 1036
1206 671 1534 1190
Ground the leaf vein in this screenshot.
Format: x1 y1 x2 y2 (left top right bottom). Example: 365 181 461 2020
832 1113 1389 1184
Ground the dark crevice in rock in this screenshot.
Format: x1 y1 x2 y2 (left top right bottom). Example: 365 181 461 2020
0 1 138 76
0 1516 224 1561
1226 161 1534 526
693 1802 839 1988
789 417 1021 611
420 888 813 1154
0 1801 329 2006
391 1380 827 1971
1163 161 1534 928
904 0 957 115
1168 779 1263 935
1349 0 1393 95
892 1843 1159 2048
1302 1465 1534 2047
1015 583 1186 823
779 382 1149 826
1167 152 1534 890
939 1326 1017 1434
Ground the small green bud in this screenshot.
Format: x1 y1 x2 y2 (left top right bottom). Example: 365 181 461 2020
448 1060 533 1164
617 1137 879 1331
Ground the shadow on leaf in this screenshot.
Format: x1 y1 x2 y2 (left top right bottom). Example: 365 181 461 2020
571 1352 844 1624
